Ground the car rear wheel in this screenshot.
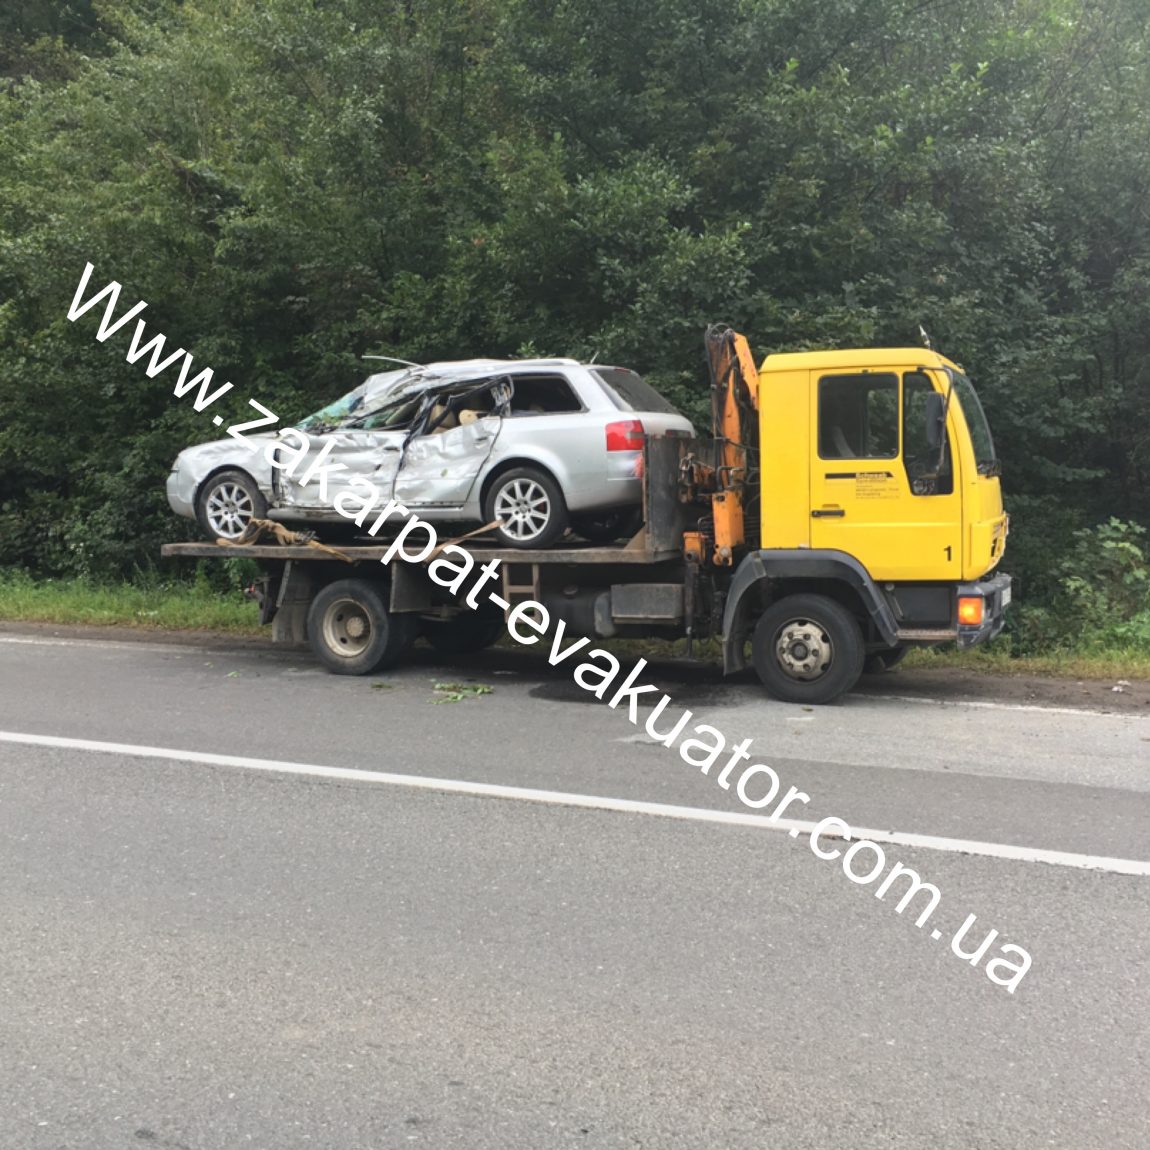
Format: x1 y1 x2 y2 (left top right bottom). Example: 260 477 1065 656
307 578 417 675
751 594 865 705
484 467 568 549
195 468 267 542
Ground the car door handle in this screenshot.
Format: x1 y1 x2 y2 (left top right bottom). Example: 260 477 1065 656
382 445 400 452
811 509 846 518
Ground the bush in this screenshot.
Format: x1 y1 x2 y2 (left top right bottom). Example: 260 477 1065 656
1051 519 1150 651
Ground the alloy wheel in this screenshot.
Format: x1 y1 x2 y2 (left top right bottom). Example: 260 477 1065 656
493 478 552 543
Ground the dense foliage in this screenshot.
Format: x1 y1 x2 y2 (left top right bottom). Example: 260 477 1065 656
1 0 1148 649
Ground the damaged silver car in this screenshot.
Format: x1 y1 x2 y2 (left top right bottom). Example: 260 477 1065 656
166 357 694 548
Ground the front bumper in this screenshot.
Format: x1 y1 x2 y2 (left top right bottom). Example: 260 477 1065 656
955 571 1013 649
166 467 196 519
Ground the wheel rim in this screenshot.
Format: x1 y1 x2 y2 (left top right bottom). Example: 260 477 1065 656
321 598 374 659
493 478 551 542
773 616 834 682
205 481 256 539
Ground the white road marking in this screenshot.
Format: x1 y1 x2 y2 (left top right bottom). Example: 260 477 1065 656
0 634 199 655
872 693 1144 720
3 729 1149 877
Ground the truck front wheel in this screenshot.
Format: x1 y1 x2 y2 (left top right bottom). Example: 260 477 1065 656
751 594 865 705
307 579 417 675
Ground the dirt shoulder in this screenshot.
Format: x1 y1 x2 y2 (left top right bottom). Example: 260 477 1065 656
4 619 1149 714
851 663 1150 713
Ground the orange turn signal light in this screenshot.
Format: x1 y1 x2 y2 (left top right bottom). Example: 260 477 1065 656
957 597 984 626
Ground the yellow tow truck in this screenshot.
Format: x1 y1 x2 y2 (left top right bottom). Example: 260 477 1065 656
164 326 1011 704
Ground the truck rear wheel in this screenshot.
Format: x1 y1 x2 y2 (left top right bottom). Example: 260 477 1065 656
307 578 416 675
751 594 865 705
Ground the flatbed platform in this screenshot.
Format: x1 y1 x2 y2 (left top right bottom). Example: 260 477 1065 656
160 540 681 565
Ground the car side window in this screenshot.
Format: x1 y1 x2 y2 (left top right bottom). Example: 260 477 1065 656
507 374 583 415
415 377 513 436
818 373 899 459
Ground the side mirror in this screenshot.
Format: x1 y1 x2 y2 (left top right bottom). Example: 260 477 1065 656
925 391 946 451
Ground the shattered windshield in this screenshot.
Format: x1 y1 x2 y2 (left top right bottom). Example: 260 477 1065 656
344 386 429 431
296 369 412 433
946 368 999 475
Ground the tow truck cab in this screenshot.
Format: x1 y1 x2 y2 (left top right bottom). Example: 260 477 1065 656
723 346 1011 668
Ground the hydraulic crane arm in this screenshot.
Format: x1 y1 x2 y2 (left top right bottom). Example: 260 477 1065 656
698 324 761 564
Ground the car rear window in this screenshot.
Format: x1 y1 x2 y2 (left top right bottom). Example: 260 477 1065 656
591 368 681 415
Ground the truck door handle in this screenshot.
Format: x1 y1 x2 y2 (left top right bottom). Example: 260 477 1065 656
812 509 846 518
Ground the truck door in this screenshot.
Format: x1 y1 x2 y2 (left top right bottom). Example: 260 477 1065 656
809 369 962 581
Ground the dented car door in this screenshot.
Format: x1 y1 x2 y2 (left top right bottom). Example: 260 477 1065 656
395 416 501 507
393 378 509 507
275 428 405 511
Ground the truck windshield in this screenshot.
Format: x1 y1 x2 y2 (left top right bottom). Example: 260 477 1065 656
946 368 999 475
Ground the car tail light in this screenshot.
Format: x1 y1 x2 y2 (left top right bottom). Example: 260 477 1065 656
606 419 645 451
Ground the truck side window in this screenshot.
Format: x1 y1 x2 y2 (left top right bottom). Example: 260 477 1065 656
903 372 954 495
818 374 899 459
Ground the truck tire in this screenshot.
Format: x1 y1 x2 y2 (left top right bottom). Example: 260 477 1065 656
306 578 416 675
751 593 865 705
422 611 505 655
195 468 267 542
864 645 909 675
484 467 569 549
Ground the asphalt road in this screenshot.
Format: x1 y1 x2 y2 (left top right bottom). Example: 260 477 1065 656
0 628 1148 1149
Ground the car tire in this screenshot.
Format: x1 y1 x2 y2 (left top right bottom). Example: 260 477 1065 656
751 594 865 705
422 610 505 655
483 467 569 549
306 578 417 675
864 645 909 675
195 468 268 542
573 507 643 545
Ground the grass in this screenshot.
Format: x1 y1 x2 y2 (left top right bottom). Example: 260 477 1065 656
0 571 261 635
2 571 1147 680
901 643 1150 681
